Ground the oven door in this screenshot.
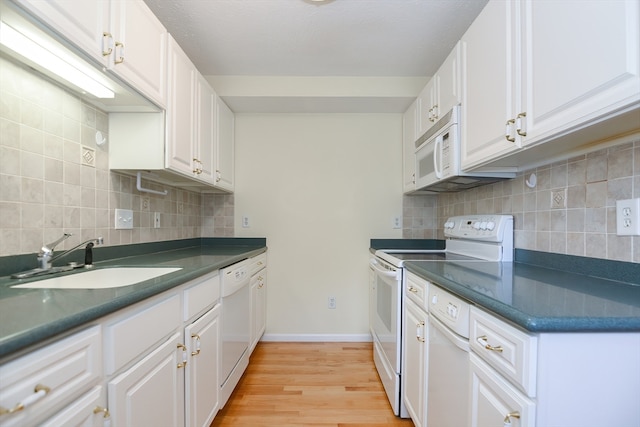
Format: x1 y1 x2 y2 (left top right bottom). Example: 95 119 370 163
369 256 402 374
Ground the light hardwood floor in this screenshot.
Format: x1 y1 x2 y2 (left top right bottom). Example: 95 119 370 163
210 342 414 427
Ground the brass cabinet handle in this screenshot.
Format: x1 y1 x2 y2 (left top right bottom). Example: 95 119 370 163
0 384 51 416
192 159 203 175
93 406 110 419
505 119 516 142
114 41 125 64
503 411 521 426
177 343 188 368
215 170 221 182
191 334 201 356
408 286 418 293
516 112 527 136
102 32 113 56
477 335 503 352
416 321 426 342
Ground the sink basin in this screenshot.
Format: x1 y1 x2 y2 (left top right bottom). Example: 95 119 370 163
12 267 182 289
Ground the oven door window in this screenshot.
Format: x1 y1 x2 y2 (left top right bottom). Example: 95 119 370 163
370 259 401 371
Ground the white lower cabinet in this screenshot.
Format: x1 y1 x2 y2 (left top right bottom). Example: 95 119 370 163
0 325 102 427
469 306 640 427
249 269 267 352
39 386 106 427
184 304 221 427
470 354 535 427
402 299 427 427
402 272 429 427
107 332 184 427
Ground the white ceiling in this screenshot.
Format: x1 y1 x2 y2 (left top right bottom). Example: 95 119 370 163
143 0 488 113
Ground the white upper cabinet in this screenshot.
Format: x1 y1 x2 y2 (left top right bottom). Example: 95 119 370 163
214 96 235 192
166 36 198 178
417 42 462 138
522 0 640 145
15 0 168 108
461 0 521 170
403 99 417 194
107 0 167 107
13 0 108 62
462 0 640 171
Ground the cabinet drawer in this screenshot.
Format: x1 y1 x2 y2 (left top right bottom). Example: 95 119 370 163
104 294 180 375
470 307 537 397
0 326 101 427
249 253 267 276
183 272 220 322
405 272 428 311
470 353 536 427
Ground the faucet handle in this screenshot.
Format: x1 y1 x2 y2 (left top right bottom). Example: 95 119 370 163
40 233 73 256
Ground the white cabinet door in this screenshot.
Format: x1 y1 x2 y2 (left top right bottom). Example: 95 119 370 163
40 386 105 427
214 96 235 192
402 100 417 194
108 0 167 107
418 77 437 137
196 75 216 184
402 298 427 427
185 304 221 427
461 0 522 170
166 36 197 177
469 353 535 427
438 41 462 120
250 269 267 351
108 332 184 427
522 0 640 145
13 0 108 63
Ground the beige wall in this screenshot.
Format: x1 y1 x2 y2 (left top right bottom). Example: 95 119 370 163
404 138 640 263
234 114 403 339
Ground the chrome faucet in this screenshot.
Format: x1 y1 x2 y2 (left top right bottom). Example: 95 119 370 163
37 233 72 269
48 236 104 267
12 234 104 279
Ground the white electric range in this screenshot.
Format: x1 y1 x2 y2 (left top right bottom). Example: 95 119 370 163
369 214 514 418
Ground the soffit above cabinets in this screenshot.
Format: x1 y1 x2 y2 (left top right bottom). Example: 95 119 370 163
143 0 488 113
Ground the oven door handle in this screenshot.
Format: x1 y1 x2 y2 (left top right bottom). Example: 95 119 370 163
369 259 398 277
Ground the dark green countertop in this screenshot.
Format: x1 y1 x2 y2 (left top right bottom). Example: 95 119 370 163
405 252 640 333
0 238 266 360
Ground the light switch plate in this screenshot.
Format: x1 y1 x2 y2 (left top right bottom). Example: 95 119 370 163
115 209 133 229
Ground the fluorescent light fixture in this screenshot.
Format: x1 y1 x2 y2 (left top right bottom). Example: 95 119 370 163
0 21 114 99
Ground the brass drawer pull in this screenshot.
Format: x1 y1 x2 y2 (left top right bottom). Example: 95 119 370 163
0 384 50 416
477 335 503 352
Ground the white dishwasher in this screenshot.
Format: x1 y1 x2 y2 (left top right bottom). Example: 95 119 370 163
427 283 471 427
219 259 251 407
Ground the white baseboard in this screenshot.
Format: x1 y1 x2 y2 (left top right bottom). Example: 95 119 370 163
261 333 372 342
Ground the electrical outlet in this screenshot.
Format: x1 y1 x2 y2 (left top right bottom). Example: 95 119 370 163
328 296 336 309
141 196 150 211
616 198 640 236
242 216 250 228
392 216 402 229
551 188 566 209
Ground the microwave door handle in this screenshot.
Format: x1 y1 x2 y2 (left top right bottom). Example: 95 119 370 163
434 135 443 179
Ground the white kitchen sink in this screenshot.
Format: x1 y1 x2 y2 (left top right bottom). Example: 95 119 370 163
12 267 182 289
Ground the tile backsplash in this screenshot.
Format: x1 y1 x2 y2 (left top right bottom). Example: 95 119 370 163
0 56 231 257
404 138 640 263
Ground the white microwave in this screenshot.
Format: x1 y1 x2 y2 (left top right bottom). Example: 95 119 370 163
414 106 514 192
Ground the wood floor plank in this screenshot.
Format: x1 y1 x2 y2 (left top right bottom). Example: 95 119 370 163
210 342 414 426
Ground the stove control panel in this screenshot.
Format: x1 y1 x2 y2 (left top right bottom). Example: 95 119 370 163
444 215 513 243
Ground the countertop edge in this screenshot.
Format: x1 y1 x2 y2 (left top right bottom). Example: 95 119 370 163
0 245 267 360
404 262 640 333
